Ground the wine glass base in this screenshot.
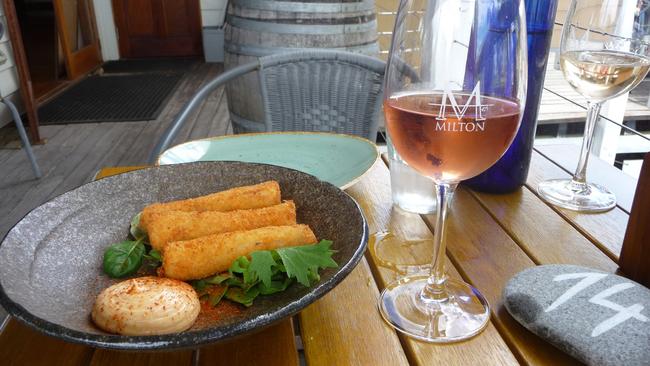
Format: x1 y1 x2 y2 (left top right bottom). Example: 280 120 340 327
378 275 490 343
538 179 616 212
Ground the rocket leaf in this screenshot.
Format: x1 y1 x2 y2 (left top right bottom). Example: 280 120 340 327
276 240 338 286
195 240 338 308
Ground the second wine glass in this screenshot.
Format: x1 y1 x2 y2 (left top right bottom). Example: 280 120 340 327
538 0 650 212
381 0 527 342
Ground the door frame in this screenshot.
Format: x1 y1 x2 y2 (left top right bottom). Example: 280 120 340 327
2 0 41 143
53 0 103 80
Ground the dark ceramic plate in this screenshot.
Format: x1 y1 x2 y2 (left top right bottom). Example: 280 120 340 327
0 161 368 350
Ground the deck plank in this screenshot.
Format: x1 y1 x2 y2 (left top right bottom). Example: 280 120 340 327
188 87 226 141
0 123 125 235
0 63 230 242
0 125 97 223
116 64 224 166
0 124 85 194
207 91 232 138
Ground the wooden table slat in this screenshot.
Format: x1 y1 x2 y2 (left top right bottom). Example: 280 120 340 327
89 320 298 366
421 189 580 365
526 151 628 261
198 319 298 366
300 257 409 366
94 166 149 180
469 184 618 273
0 320 94 366
90 349 194 366
345 162 520 366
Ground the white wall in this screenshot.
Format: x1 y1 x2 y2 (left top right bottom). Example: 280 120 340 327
0 2 24 129
201 0 227 27
93 0 119 61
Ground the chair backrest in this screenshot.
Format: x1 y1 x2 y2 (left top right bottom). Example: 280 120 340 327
258 50 386 142
149 50 386 163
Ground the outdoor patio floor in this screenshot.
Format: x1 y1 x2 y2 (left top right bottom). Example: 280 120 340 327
0 62 230 245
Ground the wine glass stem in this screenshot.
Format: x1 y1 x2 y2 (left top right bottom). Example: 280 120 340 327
421 182 457 303
572 102 601 187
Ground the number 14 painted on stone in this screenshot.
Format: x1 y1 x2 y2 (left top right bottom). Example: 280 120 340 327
545 272 648 337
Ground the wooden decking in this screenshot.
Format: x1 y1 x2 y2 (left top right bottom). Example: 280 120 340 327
539 53 650 125
0 62 231 243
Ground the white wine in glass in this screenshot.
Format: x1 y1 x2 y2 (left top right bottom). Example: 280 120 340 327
560 50 650 101
538 0 650 212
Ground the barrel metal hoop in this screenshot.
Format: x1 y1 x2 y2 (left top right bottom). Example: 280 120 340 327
228 16 377 34
231 0 375 13
225 42 380 57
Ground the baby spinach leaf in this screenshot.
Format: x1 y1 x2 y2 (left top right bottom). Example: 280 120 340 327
103 239 145 278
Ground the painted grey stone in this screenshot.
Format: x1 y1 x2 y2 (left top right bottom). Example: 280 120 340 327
0 161 368 350
504 264 650 366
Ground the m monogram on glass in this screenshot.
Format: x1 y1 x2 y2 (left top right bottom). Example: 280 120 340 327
380 0 527 342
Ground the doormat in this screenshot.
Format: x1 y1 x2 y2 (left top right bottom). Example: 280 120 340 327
102 58 196 74
37 72 184 125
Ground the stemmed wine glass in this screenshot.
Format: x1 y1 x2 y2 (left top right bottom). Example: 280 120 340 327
381 0 527 342
537 0 650 212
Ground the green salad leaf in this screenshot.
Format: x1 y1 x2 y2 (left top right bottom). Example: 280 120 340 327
129 212 147 241
208 286 228 306
248 251 277 287
277 240 338 286
143 249 162 264
193 240 338 307
103 241 161 277
225 287 260 307
103 239 146 278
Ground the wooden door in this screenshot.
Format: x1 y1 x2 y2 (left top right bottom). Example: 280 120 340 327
53 0 103 80
112 0 202 58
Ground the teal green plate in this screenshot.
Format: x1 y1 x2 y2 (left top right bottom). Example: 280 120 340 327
157 132 379 188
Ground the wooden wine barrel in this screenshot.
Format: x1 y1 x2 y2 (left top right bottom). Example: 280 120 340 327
224 0 379 133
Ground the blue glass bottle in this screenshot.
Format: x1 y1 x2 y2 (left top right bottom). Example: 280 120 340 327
465 0 558 193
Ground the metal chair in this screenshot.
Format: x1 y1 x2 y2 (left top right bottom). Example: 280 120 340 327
148 50 386 163
1 97 41 178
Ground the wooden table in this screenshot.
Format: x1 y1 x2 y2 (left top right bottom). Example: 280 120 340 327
0 146 635 366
